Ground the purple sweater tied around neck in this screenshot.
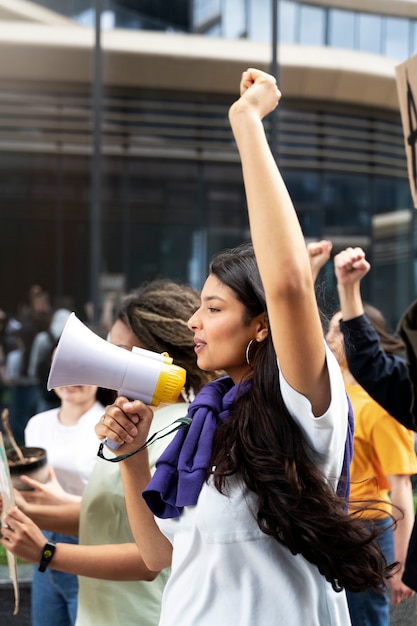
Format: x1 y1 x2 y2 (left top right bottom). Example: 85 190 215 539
142 377 353 519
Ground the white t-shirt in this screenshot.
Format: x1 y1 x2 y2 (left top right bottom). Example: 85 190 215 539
24 401 104 496
157 345 352 626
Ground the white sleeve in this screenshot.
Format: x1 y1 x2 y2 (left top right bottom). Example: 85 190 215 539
278 341 348 489
24 414 44 447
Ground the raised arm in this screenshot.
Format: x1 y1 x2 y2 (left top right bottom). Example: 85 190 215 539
334 246 369 320
307 240 333 284
334 247 414 429
228 69 329 415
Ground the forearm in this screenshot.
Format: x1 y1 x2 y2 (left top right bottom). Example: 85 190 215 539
403 515 417 590
49 543 160 581
120 452 172 572
390 477 415 569
94 399 172 570
2 504 160 581
23 502 80 536
337 281 364 321
11 537 160 581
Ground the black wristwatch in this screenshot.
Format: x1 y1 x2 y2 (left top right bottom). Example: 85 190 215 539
38 540 57 572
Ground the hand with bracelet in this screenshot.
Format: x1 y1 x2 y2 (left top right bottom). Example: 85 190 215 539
2 506 55 572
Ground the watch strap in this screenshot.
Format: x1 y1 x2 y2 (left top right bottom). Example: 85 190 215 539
39 540 57 573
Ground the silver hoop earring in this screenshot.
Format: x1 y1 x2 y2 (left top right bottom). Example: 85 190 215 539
245 339 255 366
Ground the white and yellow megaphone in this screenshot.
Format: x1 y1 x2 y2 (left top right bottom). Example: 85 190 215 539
48 313 186 408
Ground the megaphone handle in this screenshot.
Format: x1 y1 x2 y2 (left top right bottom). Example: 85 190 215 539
103 437 120 451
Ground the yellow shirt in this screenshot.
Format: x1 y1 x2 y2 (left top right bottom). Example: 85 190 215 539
345 382 417 519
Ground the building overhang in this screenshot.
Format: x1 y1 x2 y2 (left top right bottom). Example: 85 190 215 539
0 24 401 112
0 0 75 24
301 0 417 19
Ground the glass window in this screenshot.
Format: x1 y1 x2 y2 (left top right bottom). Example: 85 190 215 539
299 5 325 46
223 0 247 38
279 0 297 44
193 0 221 30
322 173 370 218
203 22 222 36
358 13 382 54
328 9 355 49
248 0 271 42
75 7 95 26
298 210 323 240
372 177 412 214
385 17 410 60
284 170 321 207
412 22 417 56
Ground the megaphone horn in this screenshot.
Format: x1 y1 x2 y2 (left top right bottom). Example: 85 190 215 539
47 313 186 407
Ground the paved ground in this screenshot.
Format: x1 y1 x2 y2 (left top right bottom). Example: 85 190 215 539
0 564 32 626
0 585 30 625
390 593 417 625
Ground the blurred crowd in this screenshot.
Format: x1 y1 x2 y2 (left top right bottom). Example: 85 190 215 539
0 284 119 446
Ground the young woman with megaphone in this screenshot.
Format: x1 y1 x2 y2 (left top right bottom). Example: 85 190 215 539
93 68 395 626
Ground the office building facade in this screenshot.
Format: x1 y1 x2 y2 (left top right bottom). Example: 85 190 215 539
0 0 415 327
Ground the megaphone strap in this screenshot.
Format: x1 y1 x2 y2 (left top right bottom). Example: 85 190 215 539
97 416 192 463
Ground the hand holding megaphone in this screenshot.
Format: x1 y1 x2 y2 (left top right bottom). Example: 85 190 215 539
47 313 187 449
96 395 155 457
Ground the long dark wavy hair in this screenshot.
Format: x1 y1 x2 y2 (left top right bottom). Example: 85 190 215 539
209 242 396 593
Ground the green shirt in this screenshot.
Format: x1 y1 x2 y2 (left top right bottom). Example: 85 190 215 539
76 402 188 626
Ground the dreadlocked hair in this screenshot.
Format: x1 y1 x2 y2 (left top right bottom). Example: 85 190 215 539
209 242 397 593
117 279 214 398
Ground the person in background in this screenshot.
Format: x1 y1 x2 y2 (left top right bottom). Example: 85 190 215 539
4 285 52 440
333 247 415 431
2 280 216 626
326 306 416 624
0 312 24 423
0 308 20 363
23 381 112 626
17 284 51 340
4 323 39 445
93 69 394 626
331 246 417 595
28 308 71 412
307 244 417 605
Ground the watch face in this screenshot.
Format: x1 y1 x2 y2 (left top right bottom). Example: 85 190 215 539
43 547 54 560
39 541 56 571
